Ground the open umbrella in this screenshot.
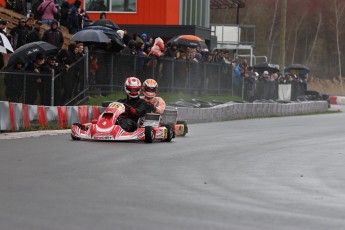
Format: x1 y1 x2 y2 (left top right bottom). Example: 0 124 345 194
90 19 120 30
0 33 13 53
253 62 280 74
284 64 310 74
82 26 125 48
167 35 208 49
7 41 58 67
71 29 110 43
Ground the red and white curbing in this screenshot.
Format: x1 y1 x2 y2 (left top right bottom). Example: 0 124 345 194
0 101 104 131
329 95 345 105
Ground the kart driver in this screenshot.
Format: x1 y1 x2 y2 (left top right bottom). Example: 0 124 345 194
141 79 166 114
117 77 154 132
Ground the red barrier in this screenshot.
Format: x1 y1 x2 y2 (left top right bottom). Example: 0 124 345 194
78 106 89 124
38 106 47 127
22 104 30 128
58 106 68 128
9 102 15 130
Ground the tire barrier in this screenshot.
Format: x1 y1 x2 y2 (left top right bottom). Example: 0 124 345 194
0 100 329 131
329 95 345 105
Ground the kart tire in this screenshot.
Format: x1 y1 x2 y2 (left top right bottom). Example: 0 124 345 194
176 120 188 136
165 124 174 142
145 126 154 143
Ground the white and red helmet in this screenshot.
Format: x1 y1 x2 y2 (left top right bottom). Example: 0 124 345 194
124 77 141 98
142 79 158 98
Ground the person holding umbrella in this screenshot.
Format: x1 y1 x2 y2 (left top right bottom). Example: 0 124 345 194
25 53 45 105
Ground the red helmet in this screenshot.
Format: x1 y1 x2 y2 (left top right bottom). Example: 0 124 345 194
124 77 141 98
142 79 158 98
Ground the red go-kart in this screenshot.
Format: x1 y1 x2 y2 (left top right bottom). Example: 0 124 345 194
71 102 175 143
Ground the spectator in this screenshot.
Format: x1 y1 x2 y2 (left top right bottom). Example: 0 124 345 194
37 0 58 25
14 0 27 15
25 53 45 105
0 19 9 35
68 0 82 34
42 20 64 50
78 9 90 29
4 57 25 102
135 40 147 81
59 0 71 28
10 18 29 50
122 28 131 46
99 12 106 19
26 20 42 43
40 55 63 105
164 41 179 59
31 0 43 20
26 17 35 32
148 37 165 78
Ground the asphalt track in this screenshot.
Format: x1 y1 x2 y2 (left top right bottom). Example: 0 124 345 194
1 105 345 230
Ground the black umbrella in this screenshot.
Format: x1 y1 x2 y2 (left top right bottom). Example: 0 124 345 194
90 19 120 30
71 29 110 43
253 62 280 74
7 41 58 67
83 26 125 48
284 64 310 74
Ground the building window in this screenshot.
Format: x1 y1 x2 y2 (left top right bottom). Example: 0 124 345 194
85 0 137 12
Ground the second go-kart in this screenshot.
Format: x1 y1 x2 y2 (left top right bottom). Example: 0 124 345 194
71 102 174 143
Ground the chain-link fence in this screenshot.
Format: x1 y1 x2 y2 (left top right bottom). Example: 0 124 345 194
0 51 308 106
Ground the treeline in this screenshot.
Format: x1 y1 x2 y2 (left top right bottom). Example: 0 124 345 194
211 0 345 81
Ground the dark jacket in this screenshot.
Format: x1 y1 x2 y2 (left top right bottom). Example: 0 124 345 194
42 23 64 49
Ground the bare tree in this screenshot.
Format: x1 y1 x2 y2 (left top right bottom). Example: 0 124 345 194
267 0 279 57
291 14 306 64
333 0 345 87
306 13 322 66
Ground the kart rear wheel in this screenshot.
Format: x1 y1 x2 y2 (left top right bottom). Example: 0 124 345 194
176 120 188 136
145 126 154 143
165 124 174 142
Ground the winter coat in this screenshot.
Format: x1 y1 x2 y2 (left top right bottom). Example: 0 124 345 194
37 0 57 20
42 24 64 50
149 37 165 57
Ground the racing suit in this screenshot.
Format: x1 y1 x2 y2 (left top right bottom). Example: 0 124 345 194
117 96 154 132
141 96 166 114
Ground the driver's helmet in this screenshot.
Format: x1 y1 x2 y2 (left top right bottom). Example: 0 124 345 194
124 77 141 98
142 79 158 98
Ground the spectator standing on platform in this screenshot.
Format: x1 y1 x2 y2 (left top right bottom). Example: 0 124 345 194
59 0 71 28
10 18 29 50
37 0 58 25
26 20 42 43
42 20 64 50
67 0 81 34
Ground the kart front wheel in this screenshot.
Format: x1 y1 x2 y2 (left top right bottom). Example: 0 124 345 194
165 124 174 142
176 120 188 136
145 126 154 143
